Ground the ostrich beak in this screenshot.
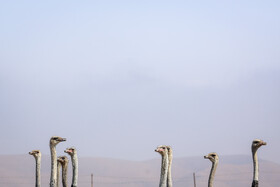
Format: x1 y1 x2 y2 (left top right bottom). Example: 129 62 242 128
60 138 66 142
261 141 267 146
65 149 72 153
204 155 208 159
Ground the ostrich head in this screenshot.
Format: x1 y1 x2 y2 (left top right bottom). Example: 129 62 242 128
64 147 77 156
50 136 66 146
155 145 171 156
204 152 219 163
58 156 69 164
29 150 41 158
251 139 267 152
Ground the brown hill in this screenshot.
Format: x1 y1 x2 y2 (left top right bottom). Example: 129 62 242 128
0 155 279 187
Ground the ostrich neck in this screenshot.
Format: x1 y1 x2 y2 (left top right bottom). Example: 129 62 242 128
252 150 259 182
167 152 173 187
159 154 169 187
35 156 41 187
57 162 61 187
208 161 218 187
71 154 78 187
50 145 57 187
62 162 68 187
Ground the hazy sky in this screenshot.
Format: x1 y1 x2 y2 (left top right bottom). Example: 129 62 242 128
0 0 279 162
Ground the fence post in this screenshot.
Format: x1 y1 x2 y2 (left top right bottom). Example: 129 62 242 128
91 173 93 187
193 172 196 187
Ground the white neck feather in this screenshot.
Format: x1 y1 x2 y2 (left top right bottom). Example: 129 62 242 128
208 161 218 187
71 153 78 187
50 146 57 187
159 153 169 187
35 156 41 187
252 150 259 181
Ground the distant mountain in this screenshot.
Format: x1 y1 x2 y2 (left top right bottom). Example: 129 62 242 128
0 154 279 187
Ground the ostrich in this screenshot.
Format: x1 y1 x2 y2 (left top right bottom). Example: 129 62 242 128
58 156 69 187
204 152 219 187
251 139 267 187
29 150 41 187
155 145 171 187
65 147 78 187
49 136 66 187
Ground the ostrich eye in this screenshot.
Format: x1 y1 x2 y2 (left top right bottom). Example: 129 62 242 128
253 141 259 144
211 154 216 157
162 147 166 149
